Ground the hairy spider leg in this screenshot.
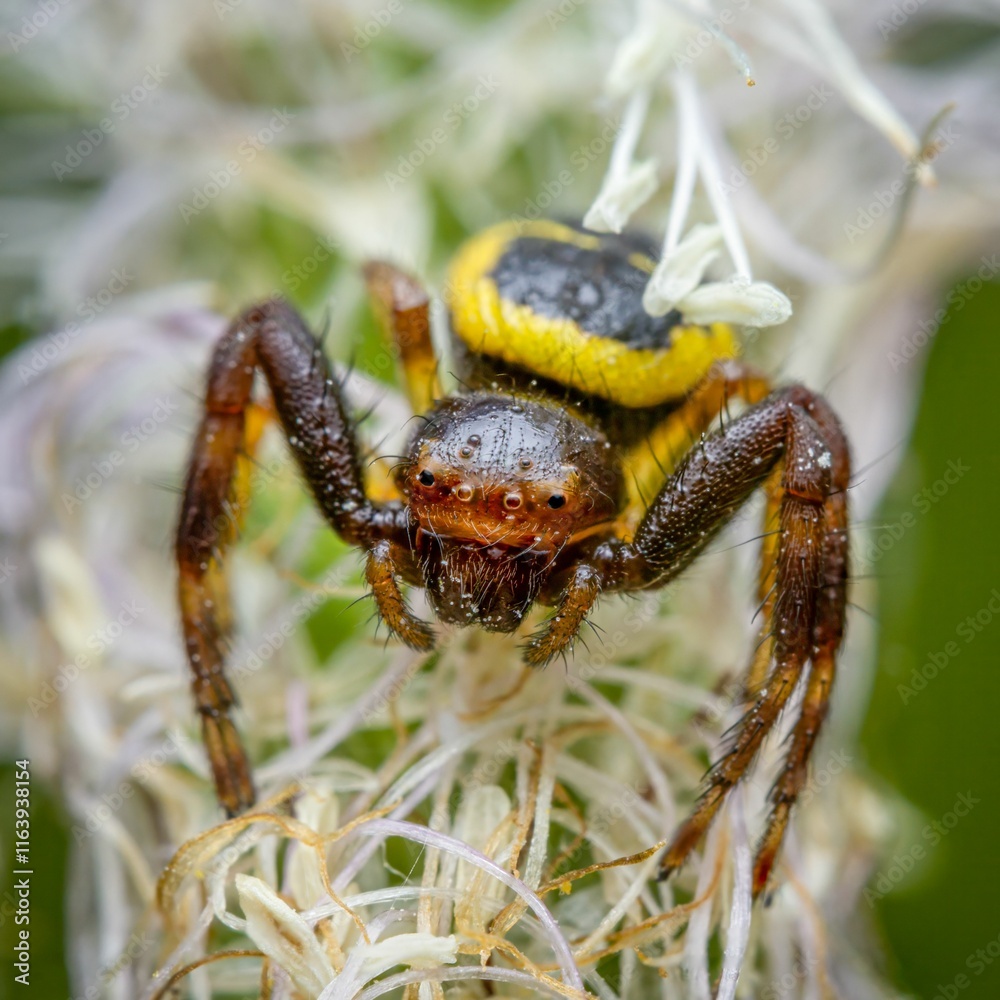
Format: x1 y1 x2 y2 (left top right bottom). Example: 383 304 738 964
532 385 849 895
623 360 785 706
620 386 850 896
620 360 773 531
176 299 429 814
750 392 849 896
525 362 774 665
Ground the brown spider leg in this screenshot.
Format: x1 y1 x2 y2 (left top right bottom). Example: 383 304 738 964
751 392 850 895
365 539 435 650
528 362 775 665
621 360 773 530
744 466 784 699
363 260 442 414
624 361 779 695
177 298 428 814
524 564 601 666
580 387 847 888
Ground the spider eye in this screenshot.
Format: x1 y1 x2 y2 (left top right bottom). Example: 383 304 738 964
547 494 566 509
418 470 435 487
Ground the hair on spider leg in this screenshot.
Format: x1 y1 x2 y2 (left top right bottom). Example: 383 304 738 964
720 382 735 431
849 438 907 487
627 470 654 515
580 617 611 654
338 590 378 618
846 600 877 621
145 477 186 497
712 527 785 555
750 582 779 626
352 394 388 428
748 625 779 660
571 631 593 658
315 307 334 351
816 360 857 400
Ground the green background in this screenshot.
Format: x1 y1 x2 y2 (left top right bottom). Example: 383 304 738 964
860 280 1000 998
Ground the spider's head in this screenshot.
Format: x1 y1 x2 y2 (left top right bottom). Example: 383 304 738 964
400 391 623 551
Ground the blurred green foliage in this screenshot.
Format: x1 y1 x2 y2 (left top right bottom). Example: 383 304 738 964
862 281 1000 998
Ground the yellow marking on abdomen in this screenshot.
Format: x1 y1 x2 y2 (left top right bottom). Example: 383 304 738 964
446 222 737 408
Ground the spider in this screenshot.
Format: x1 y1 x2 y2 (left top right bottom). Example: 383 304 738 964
177 218 850 899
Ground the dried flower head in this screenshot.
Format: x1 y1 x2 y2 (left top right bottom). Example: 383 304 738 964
2 0 999 997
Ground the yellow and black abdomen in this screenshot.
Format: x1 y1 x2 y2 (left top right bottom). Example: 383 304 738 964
446 220 737 409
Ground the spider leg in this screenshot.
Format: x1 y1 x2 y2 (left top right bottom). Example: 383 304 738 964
750 394 849 895
366 539 435 651
177 299 428 814
523 564 601 666
588 386 849 895
363 260 442 414
620 360 772 531
528 362 774 665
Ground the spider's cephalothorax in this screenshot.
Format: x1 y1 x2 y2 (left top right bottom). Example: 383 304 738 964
177 219 850 898
399 391 624 631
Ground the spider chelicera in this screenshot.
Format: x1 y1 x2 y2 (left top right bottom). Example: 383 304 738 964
177 219 850 898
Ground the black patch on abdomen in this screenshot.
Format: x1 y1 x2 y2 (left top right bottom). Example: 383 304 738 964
489 232 683 350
